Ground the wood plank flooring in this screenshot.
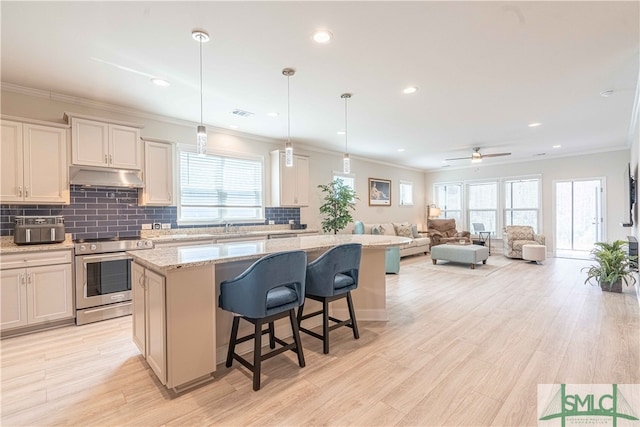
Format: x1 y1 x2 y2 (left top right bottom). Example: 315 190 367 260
1 256 639 426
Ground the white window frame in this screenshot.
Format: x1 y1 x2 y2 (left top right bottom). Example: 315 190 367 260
502 175 542 234
177 146 265 225
399 180 414 206
332 171 356 193
466 179 499 236
433 182 464 221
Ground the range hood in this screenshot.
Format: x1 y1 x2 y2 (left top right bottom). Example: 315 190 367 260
69 166 144 188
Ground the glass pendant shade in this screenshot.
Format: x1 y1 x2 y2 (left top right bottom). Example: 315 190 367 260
285 141 293 167
343 153 351 174
197 125 207 155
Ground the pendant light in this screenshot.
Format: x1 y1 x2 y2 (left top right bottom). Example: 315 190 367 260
282 68 295 167
341 93 352 174
192 29 210 155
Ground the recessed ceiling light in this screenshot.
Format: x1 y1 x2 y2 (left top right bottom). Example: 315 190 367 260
403 86 418 94
397 148 405 152
600 89 614 97
312 30 333 44
267 112 279 117
229 125 238 129
151 78 170 87
553 144 561 149
337 131 346 135
528 122 542 127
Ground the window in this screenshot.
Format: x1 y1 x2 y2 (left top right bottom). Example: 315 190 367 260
467 181 498 234
434 183 463 222
504 177 541 233
399 180 414 206
178 149 263 223
332 172 355 192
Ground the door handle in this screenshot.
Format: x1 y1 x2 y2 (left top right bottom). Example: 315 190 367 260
109 154 113 164
18 186 22 196
105 154 108 163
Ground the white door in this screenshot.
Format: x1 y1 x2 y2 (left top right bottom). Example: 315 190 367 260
27 264 73 324
145 269 166 385
0 120 24 202
555 179 604 258
109 125 141 169
0 269 28 330
131 262 147 356
23 124 68 203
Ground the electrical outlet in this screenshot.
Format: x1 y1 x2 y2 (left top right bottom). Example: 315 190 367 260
161 223 171 229
153 222 161 230
268 220 275 225
141 223 152 230
288 220 295 224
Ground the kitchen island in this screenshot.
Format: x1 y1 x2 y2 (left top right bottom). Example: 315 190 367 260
127 234 410 392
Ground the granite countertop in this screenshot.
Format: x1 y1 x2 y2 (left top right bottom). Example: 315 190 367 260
128 234 411 272
0 235 75 254
146 228 318 243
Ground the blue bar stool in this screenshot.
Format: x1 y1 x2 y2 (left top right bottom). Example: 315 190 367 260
219 250 307 391
297 243 362 354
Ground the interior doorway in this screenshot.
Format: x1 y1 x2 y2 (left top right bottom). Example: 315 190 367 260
554 178 604 259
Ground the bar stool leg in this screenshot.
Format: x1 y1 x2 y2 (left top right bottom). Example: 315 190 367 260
268 322 276 349
346 292 359 339
253 318 263 391
322 299 330 354
226 316 240 367
288 309 305 367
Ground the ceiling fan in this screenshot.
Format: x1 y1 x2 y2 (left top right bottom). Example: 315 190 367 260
445 147 511 163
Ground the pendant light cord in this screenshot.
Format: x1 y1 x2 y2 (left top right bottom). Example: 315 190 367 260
199 36 203 126
344 96 348 154
287 74 291 143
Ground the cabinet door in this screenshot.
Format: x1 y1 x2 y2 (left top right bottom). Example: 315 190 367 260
140 141 173 205
109 125 141 170
72 118 109 167
131 262 147 356
0 269 28 330
294 155 310 206
279 152 298 205
146 269 166 385
27 263 73 325
0 120 25 202
23 124 68 204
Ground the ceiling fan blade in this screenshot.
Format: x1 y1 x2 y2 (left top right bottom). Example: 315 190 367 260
444 156 472 161
481 152 511 158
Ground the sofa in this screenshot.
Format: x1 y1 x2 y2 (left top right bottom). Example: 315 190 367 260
426 219 471 250
353 221 430 273
503 225 546 259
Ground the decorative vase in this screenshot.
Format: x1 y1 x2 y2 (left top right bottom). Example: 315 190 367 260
600 279 623 293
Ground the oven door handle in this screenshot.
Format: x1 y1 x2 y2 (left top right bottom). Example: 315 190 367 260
80 254 133 262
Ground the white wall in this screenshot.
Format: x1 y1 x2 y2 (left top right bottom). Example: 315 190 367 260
425 150 631 253
1 88 426 232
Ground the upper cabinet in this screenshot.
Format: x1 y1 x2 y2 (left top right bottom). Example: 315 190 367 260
139 139 175 206
270 150 309 207
1 119 69 204
65 113 143 170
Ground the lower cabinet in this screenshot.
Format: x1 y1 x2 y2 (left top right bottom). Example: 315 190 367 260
0 250 73 332
132 261 214 390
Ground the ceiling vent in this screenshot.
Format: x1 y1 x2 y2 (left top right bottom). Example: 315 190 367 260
232 109 254 117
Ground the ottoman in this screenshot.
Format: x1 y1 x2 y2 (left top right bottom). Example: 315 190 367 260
430 244 490 269
522 244 546 264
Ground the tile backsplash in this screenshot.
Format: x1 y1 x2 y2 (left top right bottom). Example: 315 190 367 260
0 185 301 239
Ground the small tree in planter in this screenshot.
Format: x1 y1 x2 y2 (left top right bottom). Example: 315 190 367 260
582 240 637 292
318 178 358 234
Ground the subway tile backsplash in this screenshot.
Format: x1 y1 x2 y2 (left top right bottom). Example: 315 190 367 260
0 185 301 239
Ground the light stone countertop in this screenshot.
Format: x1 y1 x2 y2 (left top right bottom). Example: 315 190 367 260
128 234 411 273
147 228 318 243
0 235 75 254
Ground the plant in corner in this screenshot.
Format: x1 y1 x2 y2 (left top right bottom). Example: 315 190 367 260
582 240 637 293
318 178 358 234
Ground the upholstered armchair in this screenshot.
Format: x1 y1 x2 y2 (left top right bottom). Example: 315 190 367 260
426 219 471 250
503 225 545 259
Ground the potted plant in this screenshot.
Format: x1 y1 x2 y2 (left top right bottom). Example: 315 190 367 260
582 240 637 292
318 178 358 234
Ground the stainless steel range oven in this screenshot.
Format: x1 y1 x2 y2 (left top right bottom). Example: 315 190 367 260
74 237 153 325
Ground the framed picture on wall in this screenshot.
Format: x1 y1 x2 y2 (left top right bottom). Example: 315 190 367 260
369 178 391 206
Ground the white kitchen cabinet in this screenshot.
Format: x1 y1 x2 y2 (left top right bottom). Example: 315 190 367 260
0 250 73 332
68 115 142 170
0 120 69 204
270 150 309 207
139 139 174 206
131 263 167 385
131 261 215 391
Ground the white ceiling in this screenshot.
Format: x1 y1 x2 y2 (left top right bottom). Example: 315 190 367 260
2 1 639 170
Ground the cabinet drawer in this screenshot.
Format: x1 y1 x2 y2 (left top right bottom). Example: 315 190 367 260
1 250 72 270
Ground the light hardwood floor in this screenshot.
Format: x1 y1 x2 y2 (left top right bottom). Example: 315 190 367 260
1 255 639 426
